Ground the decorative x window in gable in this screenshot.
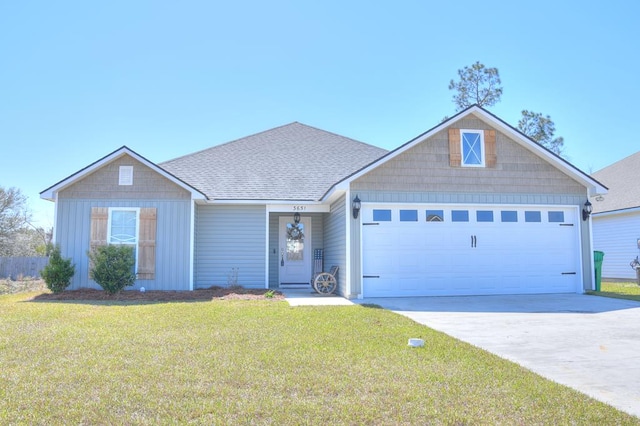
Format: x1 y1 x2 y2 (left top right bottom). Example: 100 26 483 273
461 130 485 167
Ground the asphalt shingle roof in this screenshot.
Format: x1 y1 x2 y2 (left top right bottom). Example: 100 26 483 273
160 122 388 201
592 151 640 213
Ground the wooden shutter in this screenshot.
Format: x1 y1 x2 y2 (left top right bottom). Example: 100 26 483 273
137 208 157 280
484 129 497 168
448 128 461 167
89 207 108 278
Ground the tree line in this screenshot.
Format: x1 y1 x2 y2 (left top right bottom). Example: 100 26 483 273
0 186 52 257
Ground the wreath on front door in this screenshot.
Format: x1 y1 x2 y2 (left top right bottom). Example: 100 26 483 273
287 224 304 241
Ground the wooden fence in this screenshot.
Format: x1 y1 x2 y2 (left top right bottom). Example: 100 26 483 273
0 257 49 280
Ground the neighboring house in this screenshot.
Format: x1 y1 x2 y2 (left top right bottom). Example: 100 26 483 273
41 105 606 298
592 151 640 280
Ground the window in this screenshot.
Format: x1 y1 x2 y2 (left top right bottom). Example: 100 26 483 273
525 211 542 222
452 210 469 222
426 210 444 222
108 208 139 270
400 210 418 222
501 211 518 222
119 166 133 186
461 130 484 167
109 209 138 245
373 209 392 221
548 211 565 223
90 207 157 280
476 210 494 222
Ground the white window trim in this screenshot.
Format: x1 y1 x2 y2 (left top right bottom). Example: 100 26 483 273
460 129 485 167
107 207 140 272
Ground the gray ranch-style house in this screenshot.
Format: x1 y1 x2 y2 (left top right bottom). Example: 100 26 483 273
41 106 607 298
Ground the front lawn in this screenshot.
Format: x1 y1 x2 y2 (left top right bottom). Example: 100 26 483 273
589 281 640 302
0 292 637 424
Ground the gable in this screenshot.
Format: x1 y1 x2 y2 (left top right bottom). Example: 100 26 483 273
59 155 191 200
352 116 586 195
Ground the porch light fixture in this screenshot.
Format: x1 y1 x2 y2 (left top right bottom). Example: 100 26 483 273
293 212 301 224
582 200 593 221
352 195 361 219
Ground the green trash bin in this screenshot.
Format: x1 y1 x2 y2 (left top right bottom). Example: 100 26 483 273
594 251 605 291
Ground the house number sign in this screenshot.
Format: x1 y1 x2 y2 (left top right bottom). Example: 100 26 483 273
293 206 306 211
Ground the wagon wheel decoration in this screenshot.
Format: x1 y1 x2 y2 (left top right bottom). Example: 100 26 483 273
287 224 304 241
313 272 337 294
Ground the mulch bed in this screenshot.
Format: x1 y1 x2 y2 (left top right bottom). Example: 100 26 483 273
31 286 284 302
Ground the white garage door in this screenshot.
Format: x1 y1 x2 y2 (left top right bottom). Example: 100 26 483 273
362 204 581 297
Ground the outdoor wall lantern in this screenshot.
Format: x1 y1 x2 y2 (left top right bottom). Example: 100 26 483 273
352 195 361 219
293 212 301 225
582 200 593 221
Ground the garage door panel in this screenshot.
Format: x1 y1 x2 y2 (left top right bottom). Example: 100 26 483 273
363 204 581 297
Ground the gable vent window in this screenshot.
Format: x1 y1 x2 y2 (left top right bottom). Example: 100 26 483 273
461 130 485 167
119 166 134 186
449 128 496 168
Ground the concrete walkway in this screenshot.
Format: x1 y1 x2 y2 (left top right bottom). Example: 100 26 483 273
367 294 640 418
281 288 354 306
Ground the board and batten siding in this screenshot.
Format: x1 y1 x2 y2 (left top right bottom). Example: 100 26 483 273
593 212 640 280
268 213 324 288
56 199 192 291
195 204 266 289
323 195 347 296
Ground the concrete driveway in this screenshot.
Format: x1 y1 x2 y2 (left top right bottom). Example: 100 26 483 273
365 294 640 418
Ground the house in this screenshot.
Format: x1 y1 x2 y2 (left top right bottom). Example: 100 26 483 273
591 151 640 280
40 105 607 297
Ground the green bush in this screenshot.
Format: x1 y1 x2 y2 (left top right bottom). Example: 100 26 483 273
88 245 136 295
41 245 75 294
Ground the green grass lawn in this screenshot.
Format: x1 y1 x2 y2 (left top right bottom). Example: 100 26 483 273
1 292 638 425
589 281 640 302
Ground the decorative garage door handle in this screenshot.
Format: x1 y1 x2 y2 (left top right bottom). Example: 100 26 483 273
470 235 477 248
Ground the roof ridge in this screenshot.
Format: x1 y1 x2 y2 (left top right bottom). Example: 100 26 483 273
160 122 302 165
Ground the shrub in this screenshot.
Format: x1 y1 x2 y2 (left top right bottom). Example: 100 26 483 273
88 245 136 295
41 245 75 294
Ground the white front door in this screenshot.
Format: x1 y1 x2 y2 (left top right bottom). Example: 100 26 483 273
279 216 312 285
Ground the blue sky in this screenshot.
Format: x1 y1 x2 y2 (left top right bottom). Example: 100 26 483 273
1 1 638 227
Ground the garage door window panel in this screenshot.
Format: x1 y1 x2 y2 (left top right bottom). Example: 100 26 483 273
476 211 494 222
525 211 542 222
452 210 469 222
373 209 392 221
400 210 418 222
548 211 565 223
501 211 518 222
426 210 444 222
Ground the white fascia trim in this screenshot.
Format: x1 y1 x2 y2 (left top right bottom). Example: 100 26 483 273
40 147 207 201
333 106 607 196
344 188 353 299
264 206 270 289
52 192 59 244
189 201 195 291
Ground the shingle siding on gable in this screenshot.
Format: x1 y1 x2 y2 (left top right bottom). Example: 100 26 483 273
351 117 585 195
59 155 191 200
